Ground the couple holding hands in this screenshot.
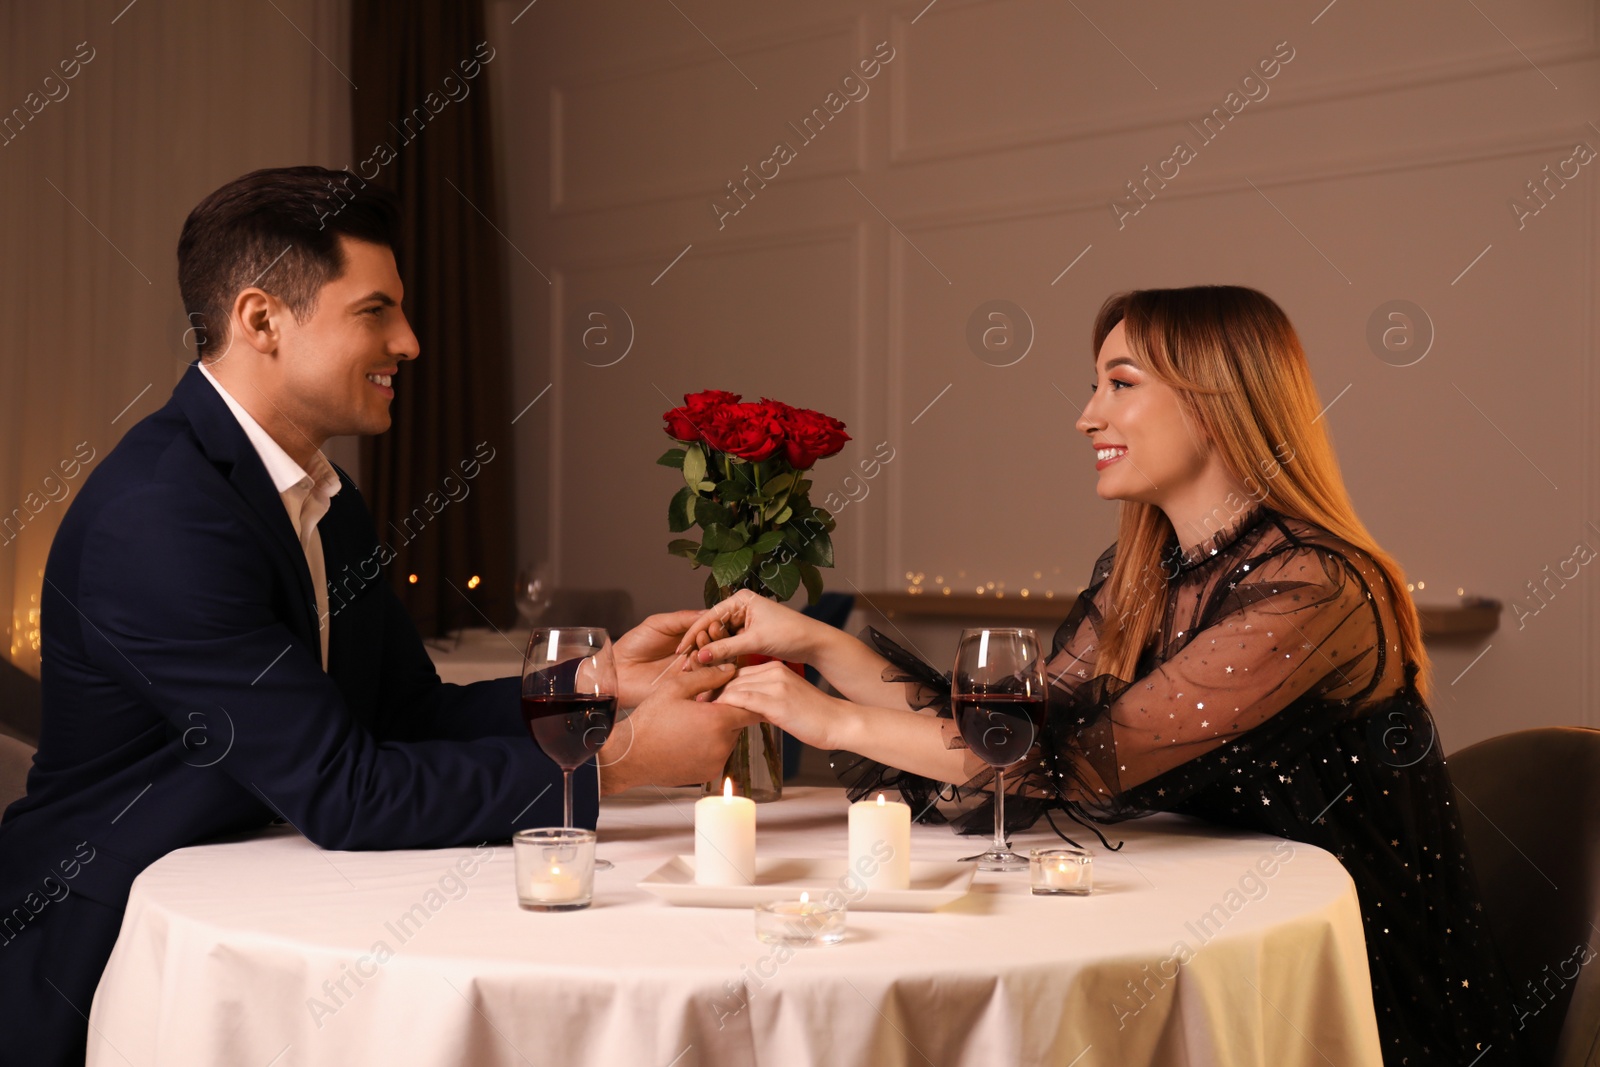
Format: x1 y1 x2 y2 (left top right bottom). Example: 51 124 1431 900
0 164 1524 1065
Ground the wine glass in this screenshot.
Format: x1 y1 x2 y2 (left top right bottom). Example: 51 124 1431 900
521 627 618 871
514 563 554 627
952 627 1048 872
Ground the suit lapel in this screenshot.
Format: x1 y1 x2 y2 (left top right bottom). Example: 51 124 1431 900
171 365 322 647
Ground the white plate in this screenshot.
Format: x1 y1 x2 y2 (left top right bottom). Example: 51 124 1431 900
637 856 976 912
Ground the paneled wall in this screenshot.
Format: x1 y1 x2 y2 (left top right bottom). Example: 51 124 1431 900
488 0 1600 752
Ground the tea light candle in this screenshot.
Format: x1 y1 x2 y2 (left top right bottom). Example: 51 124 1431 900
1029 847 1092 896
695 777 756 885
526 862 583 902
754 891 847 946
513 828 596 911
848 792 911 891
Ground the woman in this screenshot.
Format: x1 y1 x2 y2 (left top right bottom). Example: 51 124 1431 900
679 287 1526 1064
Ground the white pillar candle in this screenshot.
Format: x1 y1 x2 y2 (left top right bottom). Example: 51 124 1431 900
695 777 756 885
848 793 911 891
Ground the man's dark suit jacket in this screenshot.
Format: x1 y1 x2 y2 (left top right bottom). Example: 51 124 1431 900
0 365 588 1065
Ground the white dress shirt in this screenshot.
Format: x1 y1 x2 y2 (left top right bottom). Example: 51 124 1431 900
199 364 341 670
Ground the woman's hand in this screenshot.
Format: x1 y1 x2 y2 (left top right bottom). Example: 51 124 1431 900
719 663 978 785
675 589 831 668
713 661 859 752
679 590 913 713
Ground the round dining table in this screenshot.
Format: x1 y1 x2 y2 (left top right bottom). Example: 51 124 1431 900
88 785 1383 1066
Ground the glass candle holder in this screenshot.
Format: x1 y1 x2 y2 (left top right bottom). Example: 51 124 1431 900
1029 847 1092 896
754 894 846 946
514 828 596 911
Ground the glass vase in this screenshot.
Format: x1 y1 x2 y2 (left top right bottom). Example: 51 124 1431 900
704 654 792 803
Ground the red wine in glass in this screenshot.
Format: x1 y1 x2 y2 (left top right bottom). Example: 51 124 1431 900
952 628 1048 872
521 627 618 869
520 694 617 771
954 694 1046 768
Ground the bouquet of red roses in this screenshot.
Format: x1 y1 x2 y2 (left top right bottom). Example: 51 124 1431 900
660 390 849 609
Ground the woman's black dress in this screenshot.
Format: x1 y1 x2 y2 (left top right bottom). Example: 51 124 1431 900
839 504 1528 1065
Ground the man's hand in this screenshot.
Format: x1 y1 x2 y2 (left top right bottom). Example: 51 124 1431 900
597 659 757 795
613 610 705 708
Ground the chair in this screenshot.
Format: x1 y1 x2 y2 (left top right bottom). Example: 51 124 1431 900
0 733 36 812
1449 727 1600 1067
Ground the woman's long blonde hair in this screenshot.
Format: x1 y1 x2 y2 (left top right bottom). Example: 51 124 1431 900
1091 286 1433 703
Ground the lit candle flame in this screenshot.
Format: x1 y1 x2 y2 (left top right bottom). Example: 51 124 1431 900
552 866 562 876
800 891 810 904
876 793 886 806
723 777 734 801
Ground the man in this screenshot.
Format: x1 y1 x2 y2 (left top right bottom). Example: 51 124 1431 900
0 166 752 1065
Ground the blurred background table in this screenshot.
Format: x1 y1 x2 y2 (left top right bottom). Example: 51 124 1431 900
424 627 526 686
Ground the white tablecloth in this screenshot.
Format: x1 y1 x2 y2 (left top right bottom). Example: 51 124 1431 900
89 787 1382 1067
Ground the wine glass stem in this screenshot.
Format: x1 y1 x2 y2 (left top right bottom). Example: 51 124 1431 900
562 768 574 830
992 768 1008 853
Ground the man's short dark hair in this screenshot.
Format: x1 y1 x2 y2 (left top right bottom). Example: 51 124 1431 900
177 166 401 361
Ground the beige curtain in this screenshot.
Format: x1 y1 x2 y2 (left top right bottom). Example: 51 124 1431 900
0 0 352 677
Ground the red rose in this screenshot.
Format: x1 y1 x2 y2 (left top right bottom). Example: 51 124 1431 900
663 390 742 443
684 390 741 413
755 397 798 435
713 402 784 461
777 405 850 469
695 403 735 452
662 406 702 442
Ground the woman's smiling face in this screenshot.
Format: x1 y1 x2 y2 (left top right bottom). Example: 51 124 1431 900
1076 320 1212 507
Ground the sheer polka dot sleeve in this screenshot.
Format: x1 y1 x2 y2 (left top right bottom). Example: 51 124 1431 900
1038 545 1383 820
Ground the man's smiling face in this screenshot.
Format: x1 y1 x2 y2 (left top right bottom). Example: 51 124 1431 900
270 236 419 442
